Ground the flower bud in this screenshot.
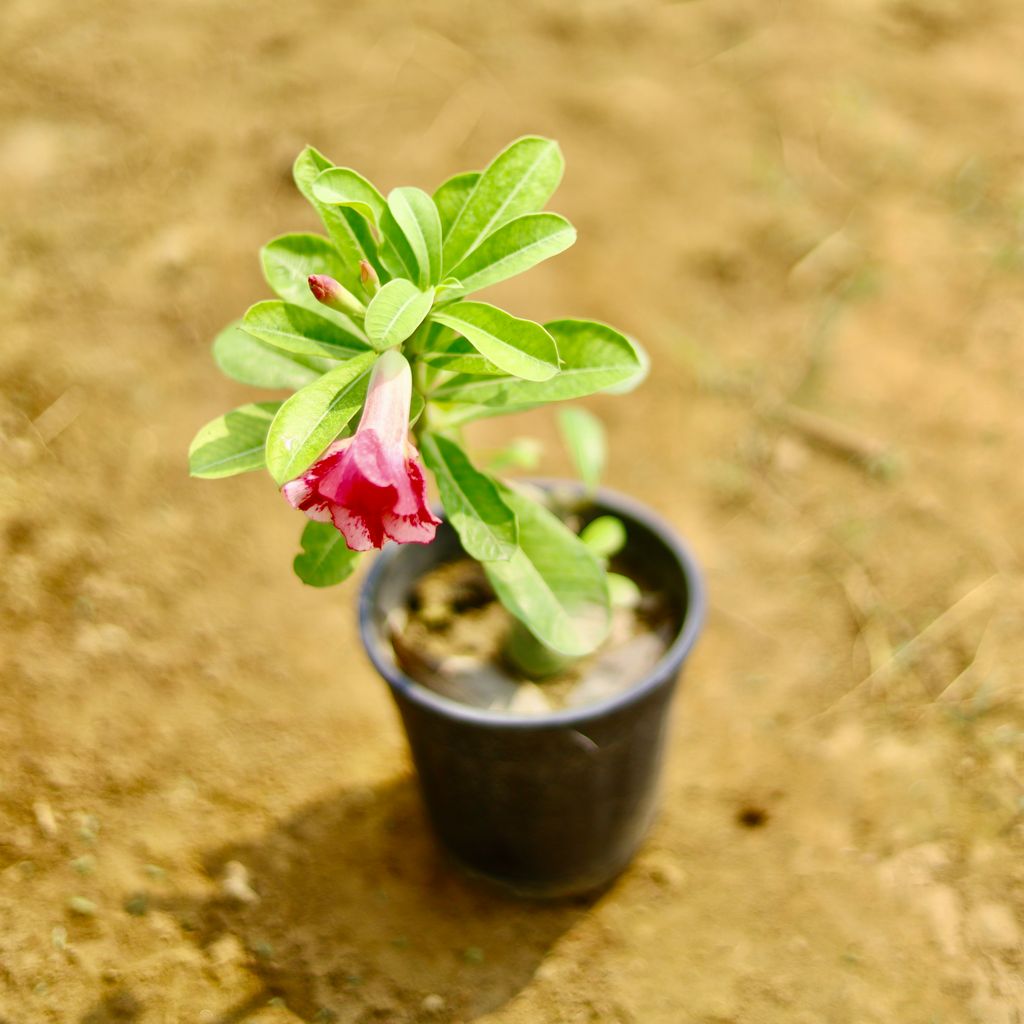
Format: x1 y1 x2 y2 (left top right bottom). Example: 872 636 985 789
308 274 365 316
359 259 380 296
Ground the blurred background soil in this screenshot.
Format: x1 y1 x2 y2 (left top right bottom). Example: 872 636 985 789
2 0 1024 1021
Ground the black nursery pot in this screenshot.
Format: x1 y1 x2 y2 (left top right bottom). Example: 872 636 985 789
358 484 705 899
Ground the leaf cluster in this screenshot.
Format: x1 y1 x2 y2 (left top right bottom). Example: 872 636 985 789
189 137 647 657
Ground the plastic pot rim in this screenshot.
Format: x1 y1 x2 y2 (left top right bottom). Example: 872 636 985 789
358 480 706 731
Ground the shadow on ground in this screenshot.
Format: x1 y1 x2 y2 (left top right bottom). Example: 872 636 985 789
158 778 589 1022
78 990 143 1023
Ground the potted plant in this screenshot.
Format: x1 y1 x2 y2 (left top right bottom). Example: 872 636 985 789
189 136 705 897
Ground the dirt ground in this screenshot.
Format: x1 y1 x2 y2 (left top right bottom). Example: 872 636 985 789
2 0 1023 1021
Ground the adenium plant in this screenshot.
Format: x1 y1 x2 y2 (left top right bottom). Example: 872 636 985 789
189 136 647 664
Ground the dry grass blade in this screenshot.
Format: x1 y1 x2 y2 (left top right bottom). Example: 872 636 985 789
931 615 997 704
777 404 889 470
31 386 84 444
840 564 894 680
815 574 1001 717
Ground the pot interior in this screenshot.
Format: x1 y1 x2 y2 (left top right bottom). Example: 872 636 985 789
361 483 703 722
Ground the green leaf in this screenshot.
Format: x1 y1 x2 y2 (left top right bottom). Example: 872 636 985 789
431 319 644 413
241 301 371 361
434 171 480 239
607 572 641 609
559 407 605 490
419 433 518 561
442 137 564 272
424 320 458 349
260 234 367 334
580 516 626 559
409 390 425 426
264 351 377 484
294 520 361 587
188 402 281 479
311 166 387 226
485 437 543 472
377 235 409 282
449 213 575 294
378 214 417 282
293 145 332 201
433 277 466 306
212 321 329 389
382 187 442 288
416 320 462 391
432 301 559 382
293 148 379 293
364 279 435 350
419 338 504 376
483 486 610 657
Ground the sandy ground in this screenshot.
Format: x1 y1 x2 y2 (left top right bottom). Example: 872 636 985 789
2 0 1024 1021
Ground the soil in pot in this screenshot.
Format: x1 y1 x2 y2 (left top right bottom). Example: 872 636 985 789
387 551 681 716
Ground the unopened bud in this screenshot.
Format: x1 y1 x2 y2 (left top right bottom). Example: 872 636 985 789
359 259 380 296
308 274 365 316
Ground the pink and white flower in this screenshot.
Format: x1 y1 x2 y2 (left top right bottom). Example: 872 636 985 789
282 350 440 551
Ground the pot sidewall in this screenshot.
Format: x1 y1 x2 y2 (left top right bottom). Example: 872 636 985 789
358 483 705 897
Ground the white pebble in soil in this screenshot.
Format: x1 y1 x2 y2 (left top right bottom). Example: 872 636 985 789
421 993 445 1013
505 682 554 715
219 861 259 905
433 656 523 709
643 850 687 890
565 623 673 708
33 800 58 838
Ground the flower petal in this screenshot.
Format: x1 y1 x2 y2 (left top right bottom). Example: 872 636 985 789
356 350 413 448
281 477 313 509
342 429 406 491
382 512 438 545
330 505 381 551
